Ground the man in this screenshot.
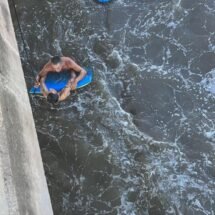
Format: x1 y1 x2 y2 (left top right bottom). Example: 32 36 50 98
35 56 87 103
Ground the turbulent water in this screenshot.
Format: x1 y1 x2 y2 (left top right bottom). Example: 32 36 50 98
10 0 215 214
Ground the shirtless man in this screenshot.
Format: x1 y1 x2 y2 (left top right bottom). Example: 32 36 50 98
35 56 87 104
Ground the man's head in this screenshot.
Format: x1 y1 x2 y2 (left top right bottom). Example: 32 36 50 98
47 92 59 104
51 56 62 72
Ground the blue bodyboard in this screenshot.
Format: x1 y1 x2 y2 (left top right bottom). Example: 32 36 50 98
29 68 93 94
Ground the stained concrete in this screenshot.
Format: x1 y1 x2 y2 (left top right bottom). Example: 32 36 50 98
0 0 53 214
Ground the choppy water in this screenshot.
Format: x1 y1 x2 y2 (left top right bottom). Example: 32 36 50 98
10 0 215 214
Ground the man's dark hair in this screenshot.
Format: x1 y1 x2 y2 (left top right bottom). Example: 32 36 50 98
47 93 59 104
51 56 61 65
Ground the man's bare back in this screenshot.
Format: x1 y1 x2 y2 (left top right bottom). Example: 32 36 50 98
36 56 87 104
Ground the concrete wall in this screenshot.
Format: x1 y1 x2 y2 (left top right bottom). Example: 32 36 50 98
0 0 53 214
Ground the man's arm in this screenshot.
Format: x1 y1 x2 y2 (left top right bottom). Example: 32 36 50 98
67 58 87 90
58 71 77 101
35 62 51 86
40 77 49 97
58 83 72 102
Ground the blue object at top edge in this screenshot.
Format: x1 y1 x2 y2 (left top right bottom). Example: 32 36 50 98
97 0 111 3
29 68 93 94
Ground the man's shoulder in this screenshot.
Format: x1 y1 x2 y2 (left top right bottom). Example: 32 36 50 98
44 60 52 69
62 56 74 64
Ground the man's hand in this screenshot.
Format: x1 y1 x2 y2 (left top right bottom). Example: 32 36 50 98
34 75 40 87
68 74 77 91
34 81 40 87
70 81 77 91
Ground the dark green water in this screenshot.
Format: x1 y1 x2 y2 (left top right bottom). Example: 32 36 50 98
10 0 215 214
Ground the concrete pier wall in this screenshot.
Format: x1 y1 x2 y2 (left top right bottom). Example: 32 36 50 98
0 0 53 214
